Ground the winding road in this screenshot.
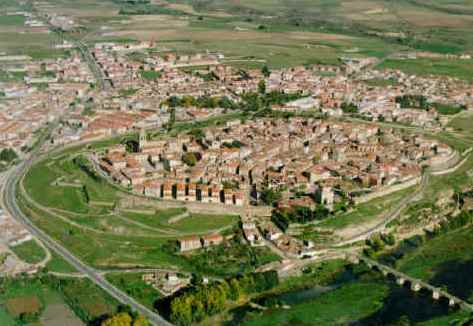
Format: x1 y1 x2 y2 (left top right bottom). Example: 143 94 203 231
1 146 172 326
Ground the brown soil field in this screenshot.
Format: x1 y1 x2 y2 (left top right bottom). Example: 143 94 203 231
41 303 83 326
397 8 473 28
83 301 112 317
5 296 41 317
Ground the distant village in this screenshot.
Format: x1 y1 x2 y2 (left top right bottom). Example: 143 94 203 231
1 37 472 156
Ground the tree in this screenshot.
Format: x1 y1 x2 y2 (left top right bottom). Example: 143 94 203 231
190 273 203 285
260 188 282 206
0 148 18 163
101 312 133 326
182 152 198 166
170 296 193 325
341 102 358 114
258 80 266 94
188 128 205 141
167 108 176 131
132 315 149 326
167 96 180 108
228 278 242 301
261 65 270 77
389 315 411 326
218 96 235 110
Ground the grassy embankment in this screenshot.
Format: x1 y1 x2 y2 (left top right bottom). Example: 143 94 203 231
19 140 277 275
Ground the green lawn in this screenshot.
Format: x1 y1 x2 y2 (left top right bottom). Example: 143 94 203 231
140 70 161 80
0 70 25 82
18 195 182 269
0 32 67 58
420 112 473 202
10 239 47 264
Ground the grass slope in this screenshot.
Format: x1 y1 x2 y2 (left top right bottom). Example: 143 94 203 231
10 239 46 264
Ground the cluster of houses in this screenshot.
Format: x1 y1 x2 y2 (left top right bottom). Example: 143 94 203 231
37 42 471 156
0 50 96 152
98 117 450 209
241 219 318 259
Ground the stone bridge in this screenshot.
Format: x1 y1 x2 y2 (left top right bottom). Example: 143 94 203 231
348 254 473 312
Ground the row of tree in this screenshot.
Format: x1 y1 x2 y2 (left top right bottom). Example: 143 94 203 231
164 90 305 114
363 233 396 257
164 271 279 325
101 305 149 326
395 95 429 109
165 95 237 110
240 90 304 112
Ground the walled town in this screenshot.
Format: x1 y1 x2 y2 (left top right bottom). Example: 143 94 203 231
98 118 452 210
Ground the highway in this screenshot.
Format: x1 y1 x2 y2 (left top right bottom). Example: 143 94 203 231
1 148 172 326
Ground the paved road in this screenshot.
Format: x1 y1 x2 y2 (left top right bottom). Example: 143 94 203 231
75 39 111 91
2 150 172 325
